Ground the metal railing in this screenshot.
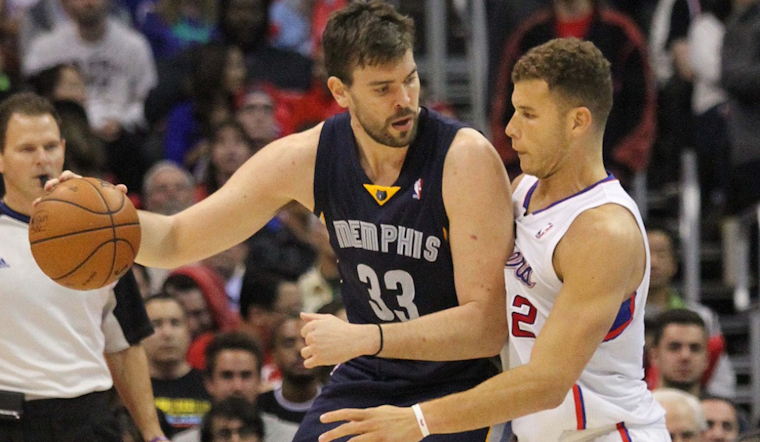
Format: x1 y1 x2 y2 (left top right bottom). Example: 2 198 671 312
729 202 760 421
680 150 701 305
422 0 489 132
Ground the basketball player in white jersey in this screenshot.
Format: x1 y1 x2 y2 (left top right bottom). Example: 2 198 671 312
318 38 670 442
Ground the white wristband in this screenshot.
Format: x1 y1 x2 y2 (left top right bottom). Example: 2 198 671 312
412 403 431 438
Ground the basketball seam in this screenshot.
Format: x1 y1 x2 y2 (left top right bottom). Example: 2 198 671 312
82 179 119 288
36 196 126 215
52 238 137 281
29 222 140 245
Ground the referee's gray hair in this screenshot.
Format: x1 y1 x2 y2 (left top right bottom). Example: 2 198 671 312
142 160 195 195
652 388 707 431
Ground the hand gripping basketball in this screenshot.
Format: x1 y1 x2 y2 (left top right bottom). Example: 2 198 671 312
29 177 141 290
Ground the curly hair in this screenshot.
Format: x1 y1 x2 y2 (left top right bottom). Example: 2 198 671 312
513 38 613 128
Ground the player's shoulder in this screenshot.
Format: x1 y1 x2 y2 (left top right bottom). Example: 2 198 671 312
446 128 502 167
565 203 642 250
257 122 323 160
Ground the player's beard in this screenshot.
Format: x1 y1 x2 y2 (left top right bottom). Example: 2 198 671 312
355 106 419 148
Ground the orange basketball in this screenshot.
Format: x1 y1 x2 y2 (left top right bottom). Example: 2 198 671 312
29 177 141 290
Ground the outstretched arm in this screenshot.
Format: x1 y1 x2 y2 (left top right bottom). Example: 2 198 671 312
135 126 320 269
300 129 513 367
318 204 646 441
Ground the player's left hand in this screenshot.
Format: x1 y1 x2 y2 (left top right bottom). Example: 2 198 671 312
319 406 423 442
300 312 378 367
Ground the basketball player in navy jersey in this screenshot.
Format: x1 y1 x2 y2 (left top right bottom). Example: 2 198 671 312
46 1 513 441
318 39 670 442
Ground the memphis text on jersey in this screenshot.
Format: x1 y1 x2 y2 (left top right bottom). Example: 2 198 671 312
332 220 442 262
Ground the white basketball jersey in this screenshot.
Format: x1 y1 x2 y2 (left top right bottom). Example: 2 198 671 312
506 175 666 442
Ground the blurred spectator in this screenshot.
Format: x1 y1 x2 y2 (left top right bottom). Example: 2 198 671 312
17 0 131 56
645 225 737 397
216 0 311 88
647 0 700 191
650 0 699 85
174 332 296 442
721 0 760 215
606 0 660 32
165 43 246 167
23 0 158 194
236 86 279 150
268 0 347 57
701 396 741 442
143 295 212 433
246 202 317 279
238 272 302 389
164 271 232 340
202 243 250 312
297 214 339 313
28 64 106 177
142 160 197 215
689 0 733 210
54 99 108 178
490 0 656 184
257 316 320 436
139 0 216 60
274 47 342 136
653 388 707 442
0 49 18 105
195 119 255 198
144 0 311 126
28 63 86 106
649 309 711 397
164 266 241 370
140 161 198 292
199 396 264 442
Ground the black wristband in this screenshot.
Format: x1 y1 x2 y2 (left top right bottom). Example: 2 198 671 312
370 323 383 357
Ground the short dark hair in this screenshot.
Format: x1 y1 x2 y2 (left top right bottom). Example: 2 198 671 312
163 273 202 293
322 0 414 85
238 271 297 319
200 396 264 442
512 38 613 129
28 64 79 100
645 219 679 248
0 92 60 152
205 332 263 377
652 308 707 346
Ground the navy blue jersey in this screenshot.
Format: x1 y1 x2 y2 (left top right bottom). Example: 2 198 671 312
313 108 497 384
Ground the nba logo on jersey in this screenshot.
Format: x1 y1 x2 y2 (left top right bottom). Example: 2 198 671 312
376 190 387 201
413 179 423 200
535 223 554 239
0 257 8 268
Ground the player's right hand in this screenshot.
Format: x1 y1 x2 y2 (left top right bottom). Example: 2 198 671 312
35 171 128 207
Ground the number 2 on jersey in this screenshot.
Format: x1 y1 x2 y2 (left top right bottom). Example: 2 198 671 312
511 295 537 338
357 264 420 321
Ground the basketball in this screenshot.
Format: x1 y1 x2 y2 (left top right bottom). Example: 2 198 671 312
29 177 141 290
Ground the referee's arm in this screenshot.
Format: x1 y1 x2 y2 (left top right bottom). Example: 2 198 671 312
105 269 166 442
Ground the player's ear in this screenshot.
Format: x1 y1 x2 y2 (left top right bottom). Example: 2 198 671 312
327 76 350 109
569 106 592 135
